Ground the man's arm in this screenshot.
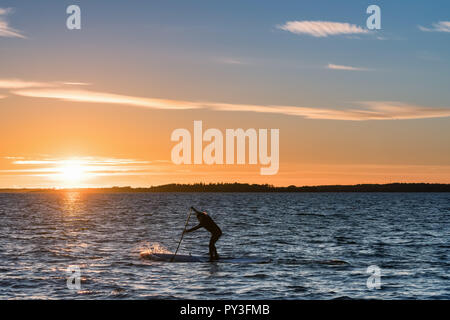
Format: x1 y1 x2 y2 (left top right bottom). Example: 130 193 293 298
191 206 202 214
185 224 202 233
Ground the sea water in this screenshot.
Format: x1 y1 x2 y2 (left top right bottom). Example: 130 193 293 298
0 192 448 299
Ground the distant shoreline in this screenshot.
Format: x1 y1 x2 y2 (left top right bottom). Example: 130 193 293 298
1 183 449 193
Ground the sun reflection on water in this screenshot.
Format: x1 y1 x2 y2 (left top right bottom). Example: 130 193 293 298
62 191 82 215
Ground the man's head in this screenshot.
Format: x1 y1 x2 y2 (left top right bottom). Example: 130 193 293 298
196 211 206 221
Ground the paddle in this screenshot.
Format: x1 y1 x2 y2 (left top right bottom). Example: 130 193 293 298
170 207 193 262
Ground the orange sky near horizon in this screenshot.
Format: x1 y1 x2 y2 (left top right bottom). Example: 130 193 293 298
1 2 450 188
1 93 449 188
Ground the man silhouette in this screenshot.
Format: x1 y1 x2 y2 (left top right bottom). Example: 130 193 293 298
184 206 222 261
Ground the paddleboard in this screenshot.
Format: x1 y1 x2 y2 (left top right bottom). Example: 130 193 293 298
141 252 270 263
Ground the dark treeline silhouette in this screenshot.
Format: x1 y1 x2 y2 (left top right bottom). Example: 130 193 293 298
125 183 450 192
1 183 450 193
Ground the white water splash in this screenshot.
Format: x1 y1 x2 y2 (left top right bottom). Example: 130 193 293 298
138 242 172 258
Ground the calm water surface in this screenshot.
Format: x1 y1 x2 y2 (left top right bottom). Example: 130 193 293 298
0 192 449 299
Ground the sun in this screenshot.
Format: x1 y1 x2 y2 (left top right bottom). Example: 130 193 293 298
58 161 86 184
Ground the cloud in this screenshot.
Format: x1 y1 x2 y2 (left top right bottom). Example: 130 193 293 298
12 88 203 110
0 79 92 89
1 156 167 177
208 101 450 121
10 157 151 166
327 63 371 71
0 94 6 99
418 21 450 33
353 101 450 120
8 78 450 121
216 57 246 65
0 79 56 89
0 8 26 38
60 82 92 86
278 20 369 37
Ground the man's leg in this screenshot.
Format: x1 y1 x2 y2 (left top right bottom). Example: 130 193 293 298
210 233 221 260
209 236 215 260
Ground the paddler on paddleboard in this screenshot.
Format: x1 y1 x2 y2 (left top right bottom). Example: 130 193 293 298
183 206 222 261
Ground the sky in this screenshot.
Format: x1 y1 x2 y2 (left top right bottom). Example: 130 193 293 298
0 0 449 188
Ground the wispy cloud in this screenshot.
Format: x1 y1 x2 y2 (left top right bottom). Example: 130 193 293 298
8 78 450 121
418 21 450 33
327 63 371 71
0 79 92 89
10 157 152 166
208 101 450 121
0 94 6 99
60 82 92 86
278 20 369 37
0 8 26 38
1 156 168 178
12 88 203 110
0 79 56 89
215 57 246 65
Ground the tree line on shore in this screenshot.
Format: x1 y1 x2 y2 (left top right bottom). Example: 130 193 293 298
2 182 450 193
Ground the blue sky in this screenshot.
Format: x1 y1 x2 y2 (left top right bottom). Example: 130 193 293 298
2 0 449 107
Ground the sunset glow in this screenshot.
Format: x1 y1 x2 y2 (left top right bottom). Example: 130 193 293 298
57 160 86 185
0 1 449 188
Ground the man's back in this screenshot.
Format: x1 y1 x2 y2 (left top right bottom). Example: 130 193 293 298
201 214 222 235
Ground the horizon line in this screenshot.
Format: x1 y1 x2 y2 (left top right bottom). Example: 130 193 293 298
1 182 449 192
